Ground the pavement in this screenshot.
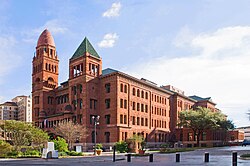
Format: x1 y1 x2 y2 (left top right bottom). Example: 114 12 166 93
1 146 250 166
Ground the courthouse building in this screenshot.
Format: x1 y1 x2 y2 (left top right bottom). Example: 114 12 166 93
32 29 235 148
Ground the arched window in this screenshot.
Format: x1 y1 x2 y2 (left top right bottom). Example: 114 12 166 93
79 84 82 93
133 88 135 95
145 92 148 99
52 65 54 72
48 77 54 82
55 66 57 73
124 85 127 93
79 99 83 109
137 89 140 97
120 83 123 92
141 91 144 98
46 63 48 70
49 64 51 71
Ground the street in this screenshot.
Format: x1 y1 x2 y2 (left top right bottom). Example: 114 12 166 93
1 146 250 166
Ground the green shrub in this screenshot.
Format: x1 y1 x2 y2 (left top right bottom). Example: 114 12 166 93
7 151 23 157
52 137 68 152
160 143 170 148
67 151 83 156
115 141 128 153
241 154 250 158
59 151 68 157
24 150 40 156
95 143 103 150
0 140 12 157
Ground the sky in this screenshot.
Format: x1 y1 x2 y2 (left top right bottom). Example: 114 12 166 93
0 0 250 127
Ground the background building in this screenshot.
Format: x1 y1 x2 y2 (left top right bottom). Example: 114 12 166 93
12 95 32 122
0 102 18 120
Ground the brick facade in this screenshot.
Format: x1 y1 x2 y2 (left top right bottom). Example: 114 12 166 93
32 29 236 148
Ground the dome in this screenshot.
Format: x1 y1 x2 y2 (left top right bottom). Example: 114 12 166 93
37 29 55 47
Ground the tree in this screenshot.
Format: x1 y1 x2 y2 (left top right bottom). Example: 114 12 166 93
3 120 33 150
30 125 49 150
0 120 48 151
54 121 88 150
178 107 227 147
52 137 68 152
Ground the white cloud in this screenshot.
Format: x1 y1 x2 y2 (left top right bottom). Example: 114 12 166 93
125 26 250 127
98 33 119 48
102 2 121 18
0 96 4 103
0 36 20 78
22 19 68 44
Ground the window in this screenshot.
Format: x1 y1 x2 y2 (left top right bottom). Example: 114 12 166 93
137 117 140 125
90 99 93 109
132 102 135 110
124 100 127 109
90 115 94 124
79 84 82 93
124 115 127 124
105 99 110 109
133 88 135 95
137 89 140 97
132 116 135 125
145 118 148 126
105 132 110 143
124 85 127 93
92 131 95 143
141 91 144 98
145 92 148 99
105 83 111 93
79 99 83 109
34 96 39 104
47 97 53 104
120 99 123 108
120 83 123 92
141 104 144 112
90 99 97 109
202 132 207 141
79 114 82 124
120 114 123 124
141 118 144 126
94 100 97 109
105 115 111 124
145 105 148 113
73 86 77 95
137 103 140 111
72 100 77 110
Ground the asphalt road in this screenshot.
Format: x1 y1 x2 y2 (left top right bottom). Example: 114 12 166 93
1 146 250 166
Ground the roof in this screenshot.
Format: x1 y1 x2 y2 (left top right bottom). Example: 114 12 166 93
70 37 100 60
100 68 174 95
189 95 212 101
0 102 18 107
37 29 55 47
102 68 118 76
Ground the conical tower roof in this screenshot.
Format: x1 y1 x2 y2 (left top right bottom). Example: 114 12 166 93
70 37 100 60
37 29 55 47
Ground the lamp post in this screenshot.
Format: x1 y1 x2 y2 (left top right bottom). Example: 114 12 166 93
92 115 100 155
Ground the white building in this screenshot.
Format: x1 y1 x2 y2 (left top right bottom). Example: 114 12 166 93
12 95 32 122
0 102 18 120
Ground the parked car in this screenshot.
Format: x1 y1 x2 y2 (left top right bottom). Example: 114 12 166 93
242 140 250 146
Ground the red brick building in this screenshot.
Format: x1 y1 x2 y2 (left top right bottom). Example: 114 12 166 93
32 29 233 148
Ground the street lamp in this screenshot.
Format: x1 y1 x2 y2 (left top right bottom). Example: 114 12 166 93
92 115 100 155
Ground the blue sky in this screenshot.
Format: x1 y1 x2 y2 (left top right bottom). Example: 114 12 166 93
0 0 250 127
